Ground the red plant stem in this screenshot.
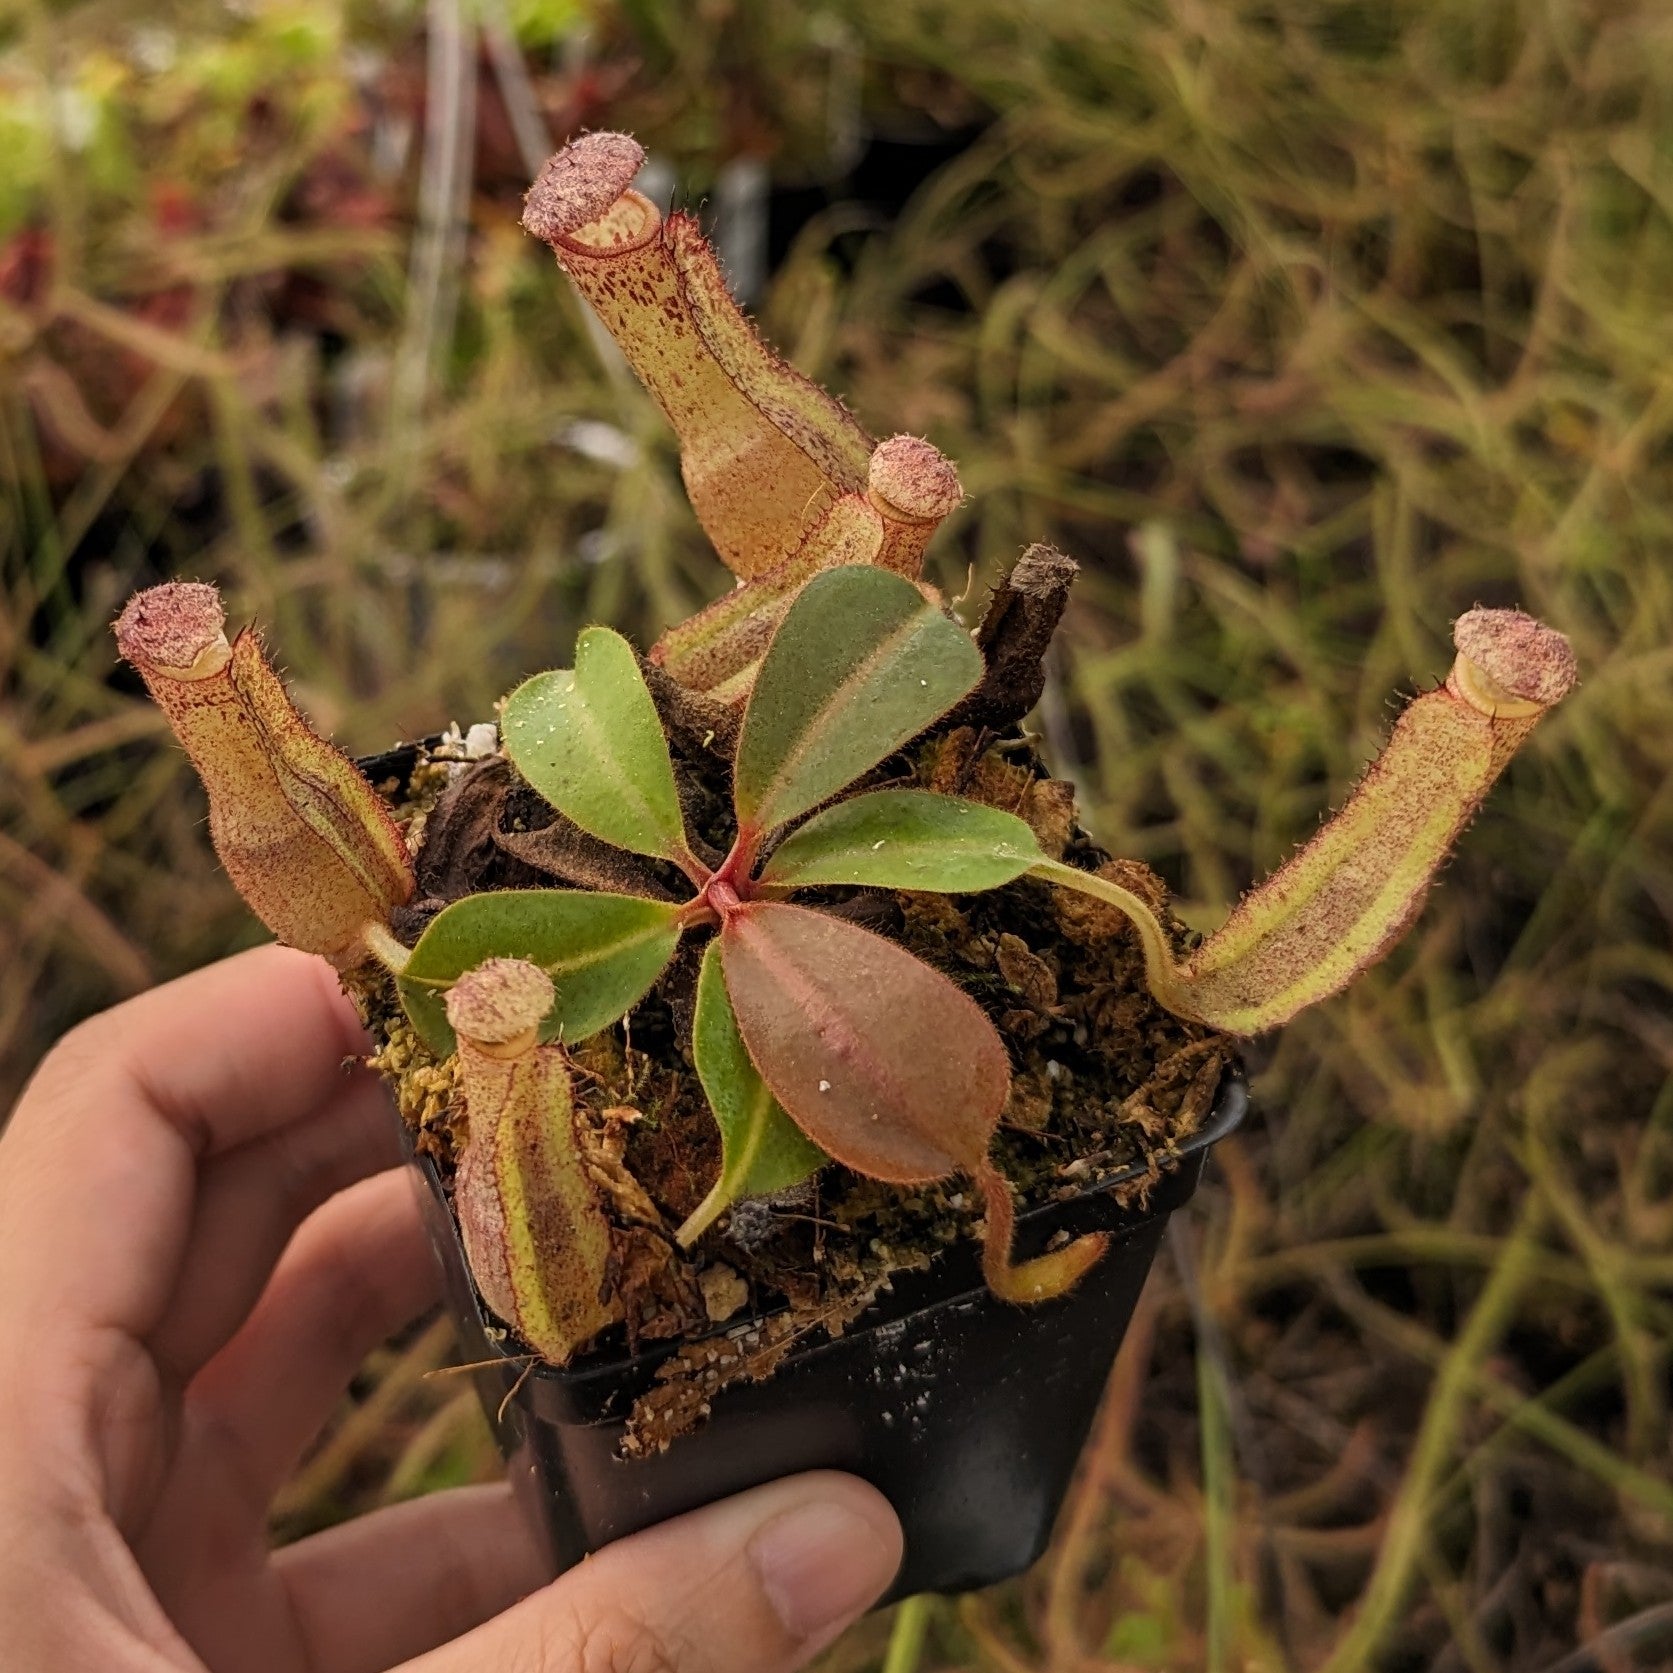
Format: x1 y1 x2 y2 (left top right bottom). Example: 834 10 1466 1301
699 827 763 918
676 897 721 931
673 846 713 892
723 826 765 892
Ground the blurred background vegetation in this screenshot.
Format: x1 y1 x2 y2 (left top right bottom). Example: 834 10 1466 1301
4 0 1672 1666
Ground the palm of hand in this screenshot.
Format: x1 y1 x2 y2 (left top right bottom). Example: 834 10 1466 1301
0 949 539 1673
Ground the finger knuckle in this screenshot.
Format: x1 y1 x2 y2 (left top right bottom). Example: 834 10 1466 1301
535 1601 685 1673
30 1014 114 1097
305 1232 395 1361
264 1121 342 1232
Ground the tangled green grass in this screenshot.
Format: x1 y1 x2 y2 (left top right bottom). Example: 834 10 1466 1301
5 1 1672 1667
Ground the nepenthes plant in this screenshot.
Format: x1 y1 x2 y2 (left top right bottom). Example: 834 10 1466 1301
113 132 1577 1379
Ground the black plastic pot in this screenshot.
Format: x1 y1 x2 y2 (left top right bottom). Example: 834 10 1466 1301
406 1075 1246 1601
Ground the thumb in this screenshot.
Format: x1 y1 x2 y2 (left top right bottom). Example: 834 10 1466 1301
404 1471 903 1673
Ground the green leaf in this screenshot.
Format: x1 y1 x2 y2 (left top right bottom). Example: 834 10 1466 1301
398 890 682 1056
676 942 827 1244
718 901 1011 1184
501 627 690 862
759 790 1043 892
732 566 983 833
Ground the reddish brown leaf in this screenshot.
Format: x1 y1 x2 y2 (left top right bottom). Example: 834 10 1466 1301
718 901 1011 1183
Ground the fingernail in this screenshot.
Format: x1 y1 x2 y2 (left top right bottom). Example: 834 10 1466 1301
748 1499 899 1641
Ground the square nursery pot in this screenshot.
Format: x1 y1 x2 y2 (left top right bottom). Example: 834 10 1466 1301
403 1074 1246 1601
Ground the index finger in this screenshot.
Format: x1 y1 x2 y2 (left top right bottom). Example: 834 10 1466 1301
0 945 372 1338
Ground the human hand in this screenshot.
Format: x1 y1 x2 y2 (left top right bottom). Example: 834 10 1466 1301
0 946 902 1672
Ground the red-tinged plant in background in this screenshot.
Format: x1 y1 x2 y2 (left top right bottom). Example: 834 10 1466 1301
112 130 1580 1366
1 22 400 492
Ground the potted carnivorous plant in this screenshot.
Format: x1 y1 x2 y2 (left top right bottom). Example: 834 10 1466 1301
112 133 1577 1598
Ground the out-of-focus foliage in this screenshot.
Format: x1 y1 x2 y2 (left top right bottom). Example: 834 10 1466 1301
5 1 1673 1668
